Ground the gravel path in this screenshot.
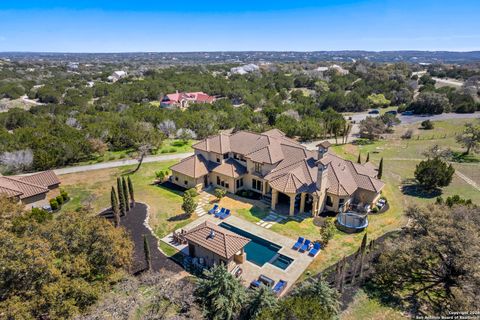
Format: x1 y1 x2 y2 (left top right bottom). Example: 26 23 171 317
54 152 193 175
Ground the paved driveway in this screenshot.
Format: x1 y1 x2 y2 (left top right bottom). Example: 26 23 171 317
54 152 193 175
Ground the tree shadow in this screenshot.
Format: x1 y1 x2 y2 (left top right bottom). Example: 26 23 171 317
401 179 442 199
167 213 192 222
451 151 480 163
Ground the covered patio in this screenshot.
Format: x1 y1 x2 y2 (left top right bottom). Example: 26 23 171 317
270 188 317 216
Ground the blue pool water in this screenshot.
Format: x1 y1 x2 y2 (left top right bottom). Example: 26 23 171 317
218 222 294 270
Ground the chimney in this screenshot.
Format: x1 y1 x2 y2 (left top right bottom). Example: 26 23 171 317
316 141 331 160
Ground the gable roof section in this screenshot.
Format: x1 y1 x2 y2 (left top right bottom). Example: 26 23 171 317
18 170 60 188
0 170 60 200
0 177 49 199
184 221 250 259
211 159 247 178
169 154 217 178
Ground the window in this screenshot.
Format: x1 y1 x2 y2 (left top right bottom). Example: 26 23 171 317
252 179 263 192
217 176 221 185
326 196 333 207
254 162 262 173
236 178 244 189
184 180 188 185
175 176 178 181
216 158 220 163
339 198 345 207
223 153 229 159
225 183 229 189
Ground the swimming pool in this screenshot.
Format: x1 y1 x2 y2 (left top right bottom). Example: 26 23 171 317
219 222 294 270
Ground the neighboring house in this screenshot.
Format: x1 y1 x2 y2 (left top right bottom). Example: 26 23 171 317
0 170 60 207
107 70 127 82
160 91 215 109
230 64 260 75
183 221 250 271
170 129 384 216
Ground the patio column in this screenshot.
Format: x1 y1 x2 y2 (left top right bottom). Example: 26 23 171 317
312 195 319 216
299 192 306 213
271 189 278 210
289 193 295 216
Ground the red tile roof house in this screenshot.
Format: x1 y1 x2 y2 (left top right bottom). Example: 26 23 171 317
170 129 384 216
160 91 215 109
0 170 61 207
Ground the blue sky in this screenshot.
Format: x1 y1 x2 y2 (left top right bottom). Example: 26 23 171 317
0 0 479 52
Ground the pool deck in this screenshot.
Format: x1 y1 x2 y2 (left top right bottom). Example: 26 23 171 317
161 213 315 294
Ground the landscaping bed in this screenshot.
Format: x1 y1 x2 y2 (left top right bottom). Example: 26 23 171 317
99 202 183 274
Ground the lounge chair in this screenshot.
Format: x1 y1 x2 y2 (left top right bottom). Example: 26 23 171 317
214 207 225 218
292 237 304 250
208 204 219 214
272 280 288 296
220 209 231 219
299 239 311 252
308 242 322 257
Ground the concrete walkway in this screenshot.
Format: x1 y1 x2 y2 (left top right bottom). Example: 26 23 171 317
54 152 193 175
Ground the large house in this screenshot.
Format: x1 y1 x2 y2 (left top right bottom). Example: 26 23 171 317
0 170 60 207
160 91 215 109
170 129 384 216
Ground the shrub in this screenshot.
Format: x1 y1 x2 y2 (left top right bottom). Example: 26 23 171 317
28 207 53 223
56 195 64 206
60 190 69 201
320 218 336 246
185 188 198 197
371 206 379 213
49 199 59 211
182 193 197 215
421 119 434 130
214 188 227 201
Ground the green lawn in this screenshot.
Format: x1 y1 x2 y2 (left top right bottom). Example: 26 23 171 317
340 289 407 320
60 161 195 239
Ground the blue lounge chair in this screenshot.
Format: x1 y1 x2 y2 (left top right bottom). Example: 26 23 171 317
300 239 311 252
308 242 322 257
215 207 225 218
220 209 231 219
272 280 288 296
292 237 304 250
208 204 219 215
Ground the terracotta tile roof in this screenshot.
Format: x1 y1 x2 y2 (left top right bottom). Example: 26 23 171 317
211 159 247 178
18 170 60 188
184 221 250 259
0 177 48 199
316 141 332 148
169 154 217 178
0 170 60 200
178 129 385 196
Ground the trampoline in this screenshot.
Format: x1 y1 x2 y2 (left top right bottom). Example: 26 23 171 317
336 211 369 233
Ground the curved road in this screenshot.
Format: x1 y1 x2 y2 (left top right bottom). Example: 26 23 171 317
53 152 193 175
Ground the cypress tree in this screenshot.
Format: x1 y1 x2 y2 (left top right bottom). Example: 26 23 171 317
143 234 152 271
111 186 120 227
357 152 361 164
366 152 370 162
122 176 129 211
127 176 135 207
377 157 384 179
117 177 126 216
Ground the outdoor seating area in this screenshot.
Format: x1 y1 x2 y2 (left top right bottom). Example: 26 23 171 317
209 204 231 219
249 275 288 296
292 237 322 257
